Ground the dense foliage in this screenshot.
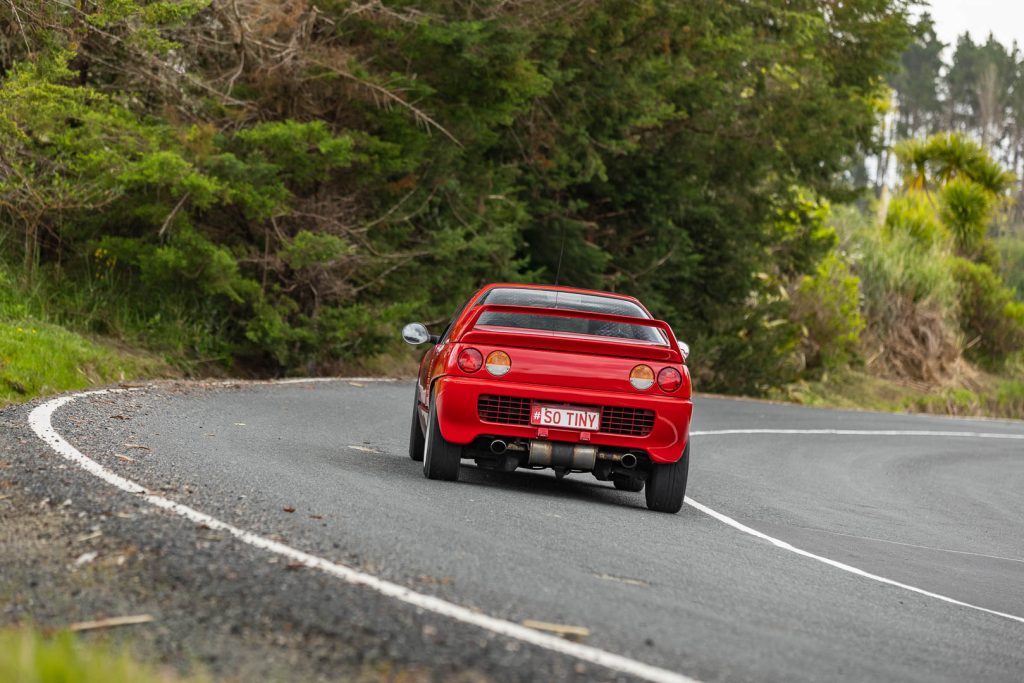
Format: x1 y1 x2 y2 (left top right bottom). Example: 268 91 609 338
1 1 913 389
860 133 1024 379
886 14 1024 223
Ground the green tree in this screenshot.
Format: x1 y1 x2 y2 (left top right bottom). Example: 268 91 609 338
890 13 945 139
0 0 915 389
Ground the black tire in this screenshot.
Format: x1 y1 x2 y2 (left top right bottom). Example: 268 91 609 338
423 390 462 481
645 442 689 513
613 477 644 492
409 388 425 462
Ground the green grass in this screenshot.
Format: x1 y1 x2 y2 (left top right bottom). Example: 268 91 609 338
778 369 1024 420
0 626 206 683
0 260 172 406
0 319 170 408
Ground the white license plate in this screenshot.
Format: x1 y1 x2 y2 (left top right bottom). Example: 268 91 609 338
530 404 601 431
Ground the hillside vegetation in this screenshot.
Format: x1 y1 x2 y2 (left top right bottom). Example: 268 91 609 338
0 1 910 385
1 1 1023 417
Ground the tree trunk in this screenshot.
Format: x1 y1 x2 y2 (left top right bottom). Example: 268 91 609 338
23 220 37 286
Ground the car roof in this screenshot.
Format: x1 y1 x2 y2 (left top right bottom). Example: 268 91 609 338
475 283 645 307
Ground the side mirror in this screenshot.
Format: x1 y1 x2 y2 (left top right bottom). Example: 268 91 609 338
402 322 435 345
679 341 690 360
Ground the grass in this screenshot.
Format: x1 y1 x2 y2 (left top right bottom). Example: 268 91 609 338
778 368 1024 420
0 261 173 407
0 626 206 683
0 319 171 408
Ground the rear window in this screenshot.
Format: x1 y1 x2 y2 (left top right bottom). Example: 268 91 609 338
476 288 665 343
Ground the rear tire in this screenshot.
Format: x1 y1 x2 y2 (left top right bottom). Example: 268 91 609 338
645 442 689 513
423 389 462 481
409 388 425 462
613 477 644 492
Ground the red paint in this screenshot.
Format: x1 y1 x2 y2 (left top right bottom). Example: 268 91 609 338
415 284 692 464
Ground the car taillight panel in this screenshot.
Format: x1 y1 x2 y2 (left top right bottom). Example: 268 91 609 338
485 350 511 376
457 348 484 373
629 364 655 391
658 367 682 392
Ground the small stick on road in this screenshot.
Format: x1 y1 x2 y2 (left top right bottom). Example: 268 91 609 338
521 619 591 641
69 614 155 632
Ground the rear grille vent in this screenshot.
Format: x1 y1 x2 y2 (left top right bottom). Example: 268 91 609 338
478 395 531 426
600 405 655 436
477 395 655 436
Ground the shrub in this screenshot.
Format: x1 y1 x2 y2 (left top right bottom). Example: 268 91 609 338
951 258 1024 364
790 251 865 371
884 189 946 246
939 177 991 258
997 237 1024 301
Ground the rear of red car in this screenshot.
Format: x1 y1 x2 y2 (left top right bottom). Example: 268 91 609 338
406 284 693 513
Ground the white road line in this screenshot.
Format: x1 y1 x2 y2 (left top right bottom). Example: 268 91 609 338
686 427 1024 625
27 387 1024 683
270 377 398 385
782 525 1024 565
28 390 697 683
683 497 1024 625
691 428 1024 440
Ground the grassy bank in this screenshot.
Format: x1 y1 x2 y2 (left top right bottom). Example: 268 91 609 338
778 369 1024 420
0 319 170 408
0 263 173 407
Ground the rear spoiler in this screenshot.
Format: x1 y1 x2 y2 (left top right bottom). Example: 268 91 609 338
457 304 683 363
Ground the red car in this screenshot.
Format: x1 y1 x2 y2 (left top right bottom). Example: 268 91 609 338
402 284 693 513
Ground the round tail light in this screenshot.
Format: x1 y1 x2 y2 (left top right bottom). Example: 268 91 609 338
658 367 682 392
485 350 511 376
629 364 655 391
457 348 483 373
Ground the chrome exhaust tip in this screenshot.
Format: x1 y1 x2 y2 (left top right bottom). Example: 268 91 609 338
620 453 638 469
490 439 508 454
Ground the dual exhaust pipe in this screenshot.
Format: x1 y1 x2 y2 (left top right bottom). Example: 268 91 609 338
489 439 636 470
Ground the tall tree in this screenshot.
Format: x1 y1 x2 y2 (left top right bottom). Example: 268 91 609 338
890 13 945 139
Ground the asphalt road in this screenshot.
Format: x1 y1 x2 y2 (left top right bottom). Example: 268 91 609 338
19 380 1024 681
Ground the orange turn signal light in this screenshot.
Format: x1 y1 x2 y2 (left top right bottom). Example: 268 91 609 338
629 364 655 391
485 350 512 376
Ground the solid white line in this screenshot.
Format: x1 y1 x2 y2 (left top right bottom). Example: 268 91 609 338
691 428 1024 440
685 426 1024 624
28 390 697 683
684 497 1024 625
782 525 1024 565
271 377 398 385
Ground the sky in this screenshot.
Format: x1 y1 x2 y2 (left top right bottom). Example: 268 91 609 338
920 0 1024 50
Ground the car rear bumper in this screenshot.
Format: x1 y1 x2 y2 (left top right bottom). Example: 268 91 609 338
433 375 692 464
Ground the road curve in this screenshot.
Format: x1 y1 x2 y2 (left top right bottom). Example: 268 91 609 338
26 380 1024 681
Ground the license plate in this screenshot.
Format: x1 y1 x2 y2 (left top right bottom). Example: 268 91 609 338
530 403 601 431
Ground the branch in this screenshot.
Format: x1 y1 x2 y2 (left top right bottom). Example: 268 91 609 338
158 192 190 239
309 59 462 148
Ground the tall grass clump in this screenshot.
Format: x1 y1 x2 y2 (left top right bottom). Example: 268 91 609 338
854 229 962 382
